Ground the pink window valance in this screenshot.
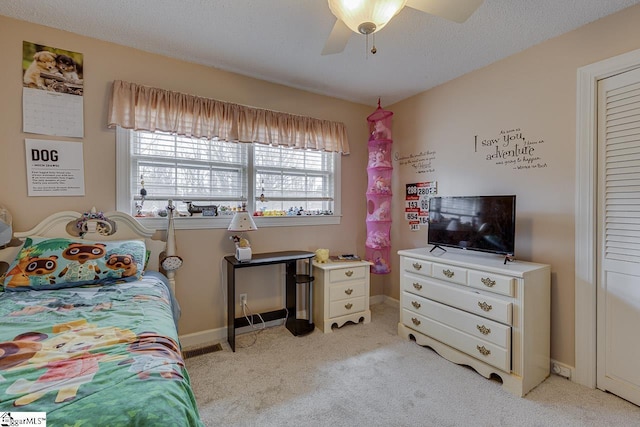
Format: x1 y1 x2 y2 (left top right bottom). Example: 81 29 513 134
107 80 350 154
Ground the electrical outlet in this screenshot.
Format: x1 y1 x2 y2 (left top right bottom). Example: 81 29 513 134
240 293 247 306
551 361 571 379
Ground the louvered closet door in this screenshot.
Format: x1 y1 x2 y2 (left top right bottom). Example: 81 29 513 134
597 67 640 406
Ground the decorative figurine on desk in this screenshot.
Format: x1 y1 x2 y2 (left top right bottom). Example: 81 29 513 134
230 235 252 262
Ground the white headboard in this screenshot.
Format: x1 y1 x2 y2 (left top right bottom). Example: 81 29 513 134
0 208 179 292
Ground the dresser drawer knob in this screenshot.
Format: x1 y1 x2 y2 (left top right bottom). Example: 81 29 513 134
411 301 421 309
345 288 353 295
443 269 454 278
481 277 496 287
477 324 491 335
412 282 423 290
345 303 353 310
344 270 354 277
478 301 493 312
477 345 491 356
411 317 421 326
412 262 422 271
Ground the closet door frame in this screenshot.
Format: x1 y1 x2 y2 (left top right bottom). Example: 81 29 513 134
575 47 640 388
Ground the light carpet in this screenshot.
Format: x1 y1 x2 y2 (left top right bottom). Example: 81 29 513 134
186 303 640 426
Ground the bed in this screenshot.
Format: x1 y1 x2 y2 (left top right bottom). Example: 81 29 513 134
0 206 203 426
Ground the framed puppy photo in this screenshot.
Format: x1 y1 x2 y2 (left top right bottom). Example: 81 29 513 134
22 41 84 138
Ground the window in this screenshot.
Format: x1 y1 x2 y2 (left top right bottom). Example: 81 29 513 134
116 128 341 229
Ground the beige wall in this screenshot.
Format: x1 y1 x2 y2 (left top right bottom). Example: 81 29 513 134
0 15 377 338
389 4 640 367
4 4 640 368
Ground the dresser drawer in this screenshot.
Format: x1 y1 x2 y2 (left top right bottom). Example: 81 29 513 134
402 309 510 372
329 266 366 283
402 257 431 277
468 270 514 297
401 292 511 348
432 263 467 285
403 274 512 325
329 281 366 302
329 296 366 318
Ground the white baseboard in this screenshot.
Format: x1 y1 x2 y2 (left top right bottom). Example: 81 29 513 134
179 295 396 349
179 327 226 350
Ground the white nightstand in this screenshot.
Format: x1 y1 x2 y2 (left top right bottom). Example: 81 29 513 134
312 260 372 333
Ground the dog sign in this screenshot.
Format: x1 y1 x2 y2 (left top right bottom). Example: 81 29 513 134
25 139 85 197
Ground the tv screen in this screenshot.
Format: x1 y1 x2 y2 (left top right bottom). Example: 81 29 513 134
427 195 516 256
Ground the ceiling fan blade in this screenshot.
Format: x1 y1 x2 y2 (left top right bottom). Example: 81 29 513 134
321 19 352 55
405 0 484 23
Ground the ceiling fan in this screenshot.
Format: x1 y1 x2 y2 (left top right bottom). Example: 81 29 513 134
322 0 484 55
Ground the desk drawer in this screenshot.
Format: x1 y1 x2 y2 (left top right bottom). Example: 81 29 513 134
329 281 366 302
329 266 366 283
329 296 366 318
402 309 510 372
401 292 510 348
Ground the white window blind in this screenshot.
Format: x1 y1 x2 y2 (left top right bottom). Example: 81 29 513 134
116 128 340 228
255 144 335 214
128 131 247 215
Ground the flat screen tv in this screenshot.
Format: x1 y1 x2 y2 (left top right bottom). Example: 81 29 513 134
427 195 516 256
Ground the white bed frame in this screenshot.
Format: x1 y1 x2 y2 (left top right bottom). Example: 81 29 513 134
0 206 179 293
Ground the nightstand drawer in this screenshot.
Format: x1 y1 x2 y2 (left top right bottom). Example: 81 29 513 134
432 263 467 285
468 270 514 297
329 296 366 318
329 266 366 283
329 281 366 302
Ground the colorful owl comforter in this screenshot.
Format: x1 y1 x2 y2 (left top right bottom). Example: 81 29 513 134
0 271 203 426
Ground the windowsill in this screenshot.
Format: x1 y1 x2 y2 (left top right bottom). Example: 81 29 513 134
135 214 342 230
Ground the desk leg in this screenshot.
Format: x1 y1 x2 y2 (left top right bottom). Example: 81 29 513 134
227 261 236 352
285 260 315 336
285 260 296 335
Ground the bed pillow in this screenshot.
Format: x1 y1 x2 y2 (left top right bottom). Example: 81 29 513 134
2 236 146 291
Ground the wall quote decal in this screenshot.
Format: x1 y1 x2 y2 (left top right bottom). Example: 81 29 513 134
474 128 548 170
394 150 436 174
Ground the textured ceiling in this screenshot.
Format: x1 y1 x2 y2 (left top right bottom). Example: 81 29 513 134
2 0 640 106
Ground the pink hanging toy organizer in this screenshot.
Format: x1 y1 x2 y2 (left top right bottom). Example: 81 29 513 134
365 100 393 274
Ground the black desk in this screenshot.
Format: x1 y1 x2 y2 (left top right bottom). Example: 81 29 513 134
225 250 315 352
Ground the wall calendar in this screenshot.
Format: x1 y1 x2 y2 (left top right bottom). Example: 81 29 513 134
22 41 84 138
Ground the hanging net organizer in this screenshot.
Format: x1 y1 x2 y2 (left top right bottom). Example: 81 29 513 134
365 100 393 274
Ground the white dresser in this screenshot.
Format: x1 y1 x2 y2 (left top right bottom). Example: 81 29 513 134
398 247 550 397
312 260 372 333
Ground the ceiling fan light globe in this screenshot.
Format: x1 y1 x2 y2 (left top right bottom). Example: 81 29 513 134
328 0 407 35
358 22 377 35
